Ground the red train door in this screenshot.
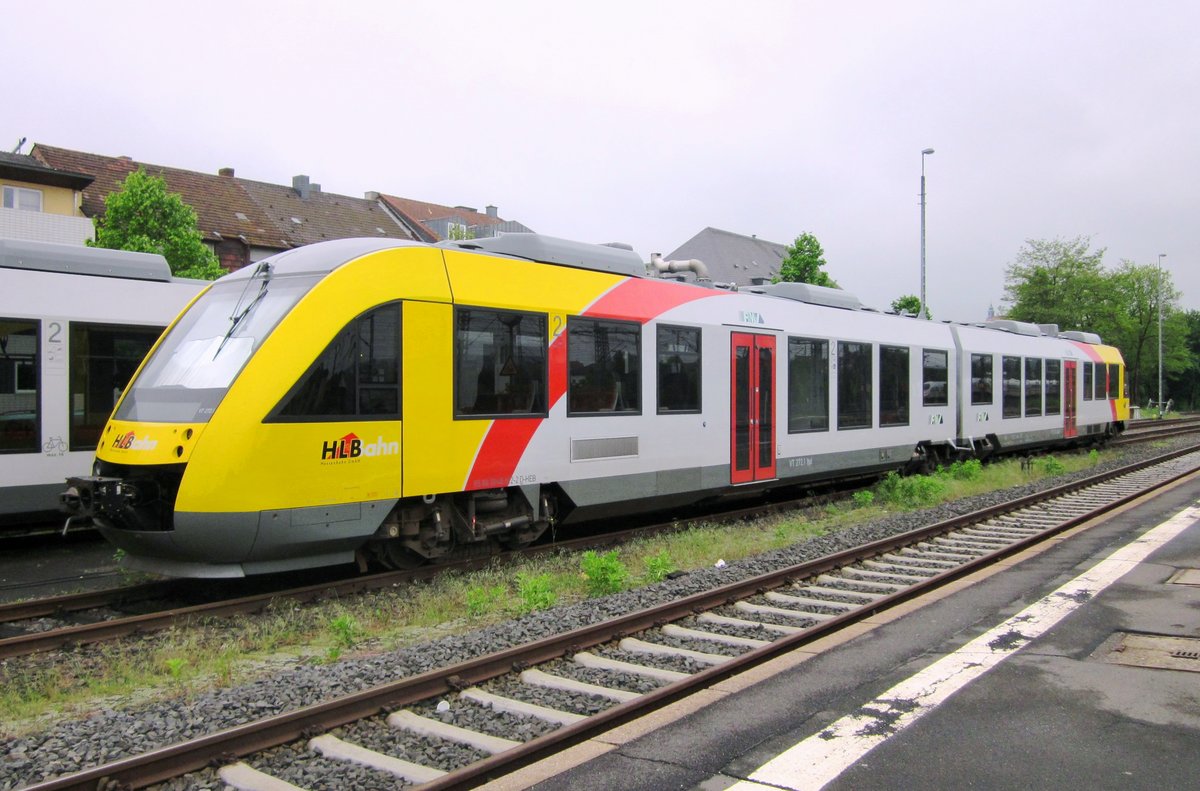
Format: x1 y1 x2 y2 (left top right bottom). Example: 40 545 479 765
1064 360 1078 438
731 333 777 484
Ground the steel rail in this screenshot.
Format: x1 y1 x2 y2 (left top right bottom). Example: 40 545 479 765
21 443 1200 791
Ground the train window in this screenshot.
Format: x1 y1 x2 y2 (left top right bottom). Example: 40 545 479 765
971 353 993 405
1108 363 1120 400
787 337 828 433
568 317 641 415
657 325 701 413
68 324 164 451
0 318 38 453
922 349 949 407
837 341 872 430
879 345 909 427
454 307 547 419
1002 356 1022 418
1083 362 1094 401
1095 362 1109 400
271 303 402 421
1025 358 1043 416
1045 359 1061 415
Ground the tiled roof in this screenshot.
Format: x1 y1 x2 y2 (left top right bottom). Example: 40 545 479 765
380 195 504 242
240 179 412 247
31 144 414 250
665 227 787 286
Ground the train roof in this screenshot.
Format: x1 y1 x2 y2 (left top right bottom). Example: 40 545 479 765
0 238 173 282
437 233 646 278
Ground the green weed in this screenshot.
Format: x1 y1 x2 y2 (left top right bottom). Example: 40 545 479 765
516 572 557 613
580 550 629 596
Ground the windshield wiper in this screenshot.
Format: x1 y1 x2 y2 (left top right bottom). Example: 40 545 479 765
216 262 271 357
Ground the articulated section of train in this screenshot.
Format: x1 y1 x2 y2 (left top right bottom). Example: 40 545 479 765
61 235 1127 577
1 239 205 524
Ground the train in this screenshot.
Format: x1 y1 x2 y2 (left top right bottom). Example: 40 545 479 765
60 234 1128 577
1 239 205 526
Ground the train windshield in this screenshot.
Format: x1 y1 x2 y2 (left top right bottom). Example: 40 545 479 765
116 271 322 423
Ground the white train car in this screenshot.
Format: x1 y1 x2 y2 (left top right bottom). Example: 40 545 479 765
0 239 206 524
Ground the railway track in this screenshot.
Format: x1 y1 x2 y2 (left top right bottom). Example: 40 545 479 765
20 443 1200 791
4 424 1198 662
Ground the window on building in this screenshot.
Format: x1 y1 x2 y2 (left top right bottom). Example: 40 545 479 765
657 325 701 413
880 345 909 427
1045 359 1061 415
0 319 39 453
69 323 164 450
1002 355 1022 418
2 186 42 212
1083 362 1094 401
971 353 993 405
272 303 402 420
568 317 640 415
922 349 949 406
1025 358 1043 416
787 337 828 432
451 307 545 418
837 341 872 430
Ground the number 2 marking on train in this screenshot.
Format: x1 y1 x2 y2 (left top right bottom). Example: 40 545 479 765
48 321 63 342
551 315 564 338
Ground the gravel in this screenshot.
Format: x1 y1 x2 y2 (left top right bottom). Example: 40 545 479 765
1 438 1194 790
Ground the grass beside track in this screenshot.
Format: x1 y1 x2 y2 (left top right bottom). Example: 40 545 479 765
0 449 1117 735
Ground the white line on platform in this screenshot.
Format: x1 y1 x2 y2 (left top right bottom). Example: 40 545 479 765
722 504 1200 791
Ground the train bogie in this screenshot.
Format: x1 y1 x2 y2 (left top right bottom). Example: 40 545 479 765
63 235 1127 576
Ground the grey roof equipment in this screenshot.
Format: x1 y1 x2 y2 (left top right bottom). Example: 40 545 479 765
438 233 645 277
744 281 863 311
0 238 172 282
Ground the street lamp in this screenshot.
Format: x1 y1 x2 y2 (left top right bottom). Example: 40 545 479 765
1158 252 1166 413
919 148 935 320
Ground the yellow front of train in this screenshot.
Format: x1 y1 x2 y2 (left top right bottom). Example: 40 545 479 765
64 239 449 577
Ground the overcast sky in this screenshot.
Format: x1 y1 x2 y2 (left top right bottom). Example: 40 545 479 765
5 1 1197 322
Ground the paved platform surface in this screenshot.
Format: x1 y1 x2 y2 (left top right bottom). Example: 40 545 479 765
508 475 1200 791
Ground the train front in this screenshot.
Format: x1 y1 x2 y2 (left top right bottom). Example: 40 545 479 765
61 255 328 577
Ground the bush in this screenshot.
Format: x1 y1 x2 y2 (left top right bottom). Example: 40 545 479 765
465 584 506 617
948 459 983 481
851 490 875 508
581 550 628 596
516 572 556 613
876 471 947 508
1037 455 1066 476
644 551 675 583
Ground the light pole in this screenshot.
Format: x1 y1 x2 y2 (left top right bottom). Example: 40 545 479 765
1157 252 1166 413
919 148 935 320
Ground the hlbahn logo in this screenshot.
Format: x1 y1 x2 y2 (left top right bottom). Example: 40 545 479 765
321 433 398 461
112 431 157 451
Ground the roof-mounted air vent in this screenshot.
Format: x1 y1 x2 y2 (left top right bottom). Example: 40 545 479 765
744 281 863 311
1060 330 1104 344
985 319 1044 337
437 233 645 278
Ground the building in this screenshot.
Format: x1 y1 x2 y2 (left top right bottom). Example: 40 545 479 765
378 195 534 242
29 144 536 271
0 150 95 245
664 227 786 286
31 144 422 271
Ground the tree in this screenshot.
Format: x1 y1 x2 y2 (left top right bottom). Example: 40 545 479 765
890 294 929 319
1167 310 1200 410
89 168 224 280
1003 236 1109 331
775 232 837 288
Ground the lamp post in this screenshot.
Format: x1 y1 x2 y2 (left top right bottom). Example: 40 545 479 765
1158 252 1166 413
919 148 935 320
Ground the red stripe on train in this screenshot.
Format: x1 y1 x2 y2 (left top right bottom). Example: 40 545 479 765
464 279 726 491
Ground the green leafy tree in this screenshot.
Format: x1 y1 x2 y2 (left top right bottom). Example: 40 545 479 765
890 294 929 319
775 232 837 287
1167 310 1200 410
89 168 224 280
1002 236 1109 331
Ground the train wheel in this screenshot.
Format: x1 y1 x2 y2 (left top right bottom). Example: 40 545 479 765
371 541 427 570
